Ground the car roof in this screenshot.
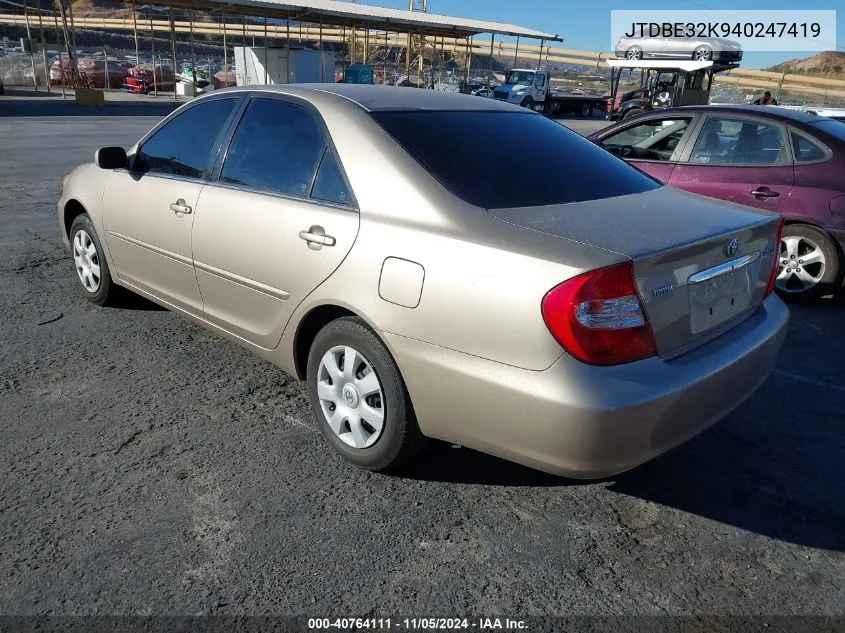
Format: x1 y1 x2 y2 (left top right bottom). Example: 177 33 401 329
212 83 520 113
670 104 828 124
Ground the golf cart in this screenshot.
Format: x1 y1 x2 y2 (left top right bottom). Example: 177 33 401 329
607 59 740 121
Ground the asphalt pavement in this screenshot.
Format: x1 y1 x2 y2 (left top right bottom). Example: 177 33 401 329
1 97 844 620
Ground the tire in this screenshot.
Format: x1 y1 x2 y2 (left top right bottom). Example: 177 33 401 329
520 96 535 110
306 317 426 472
775 224 841 300
577 102 593 118
693 45 713 61
625 46 643 60
69 213 118 306
622 107 645 120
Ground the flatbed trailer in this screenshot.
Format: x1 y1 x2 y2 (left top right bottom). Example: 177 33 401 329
546 91 610 117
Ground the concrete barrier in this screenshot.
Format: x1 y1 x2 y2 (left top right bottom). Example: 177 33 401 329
75 87 105 107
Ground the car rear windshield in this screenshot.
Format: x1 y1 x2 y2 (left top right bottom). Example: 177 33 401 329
369 110 661 209
810 119 845 143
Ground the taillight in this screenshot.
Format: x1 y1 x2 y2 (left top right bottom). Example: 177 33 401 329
541 262 657 366
765 219 785 298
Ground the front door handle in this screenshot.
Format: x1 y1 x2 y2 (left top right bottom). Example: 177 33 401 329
170 198 192 214
299 225 336 250
750 187 780 199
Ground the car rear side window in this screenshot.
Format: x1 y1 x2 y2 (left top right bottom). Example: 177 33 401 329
311 149 354 206
221 98 325 198
369 110 660 209
790 131 827 162
134 97 237 178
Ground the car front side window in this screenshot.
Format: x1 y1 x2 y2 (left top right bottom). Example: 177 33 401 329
220 97 325 198
601 117 693 161
133 97 238 178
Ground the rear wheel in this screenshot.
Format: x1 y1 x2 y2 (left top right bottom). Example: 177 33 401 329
577 102 593 118
306 317 426 472
775 224 840 300
693 45 713 61
622 107 645 120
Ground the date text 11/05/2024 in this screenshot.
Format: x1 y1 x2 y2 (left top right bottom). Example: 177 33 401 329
308 618 527 630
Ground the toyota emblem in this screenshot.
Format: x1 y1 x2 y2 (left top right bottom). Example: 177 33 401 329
724 238 740 258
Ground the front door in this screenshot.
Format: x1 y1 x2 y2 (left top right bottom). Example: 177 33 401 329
191 96 360 349
102 96 240 312
669 114 794 212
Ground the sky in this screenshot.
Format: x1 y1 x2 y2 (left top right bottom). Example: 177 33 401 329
357 0 844 69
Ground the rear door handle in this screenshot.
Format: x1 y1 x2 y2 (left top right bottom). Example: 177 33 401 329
170 198 192 214
750 188 780 199
299 226 336 249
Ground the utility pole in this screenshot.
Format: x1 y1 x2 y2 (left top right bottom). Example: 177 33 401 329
56 0 76 89
22 0 38 92
408 0 426 83
37 3 50 94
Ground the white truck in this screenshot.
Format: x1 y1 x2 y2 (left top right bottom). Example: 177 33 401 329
490 68 609 117
234 46 335 86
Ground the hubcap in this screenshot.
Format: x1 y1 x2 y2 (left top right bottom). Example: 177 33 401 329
316 345 385 449
695 48 711 60
72 229 101 293
626 49 641 60
776 235 826 294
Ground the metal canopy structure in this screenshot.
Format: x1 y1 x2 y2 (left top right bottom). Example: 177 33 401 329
140 0 561 41
606 59 739 72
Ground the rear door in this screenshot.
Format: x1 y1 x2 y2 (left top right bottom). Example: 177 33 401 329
596 114 699 182
191 95 360 349
669 113 795 211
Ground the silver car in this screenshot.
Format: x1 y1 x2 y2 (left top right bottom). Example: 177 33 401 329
58 85 786 478
615 36 743 62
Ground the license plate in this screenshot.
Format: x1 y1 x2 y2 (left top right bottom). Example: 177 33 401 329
688 266 753 335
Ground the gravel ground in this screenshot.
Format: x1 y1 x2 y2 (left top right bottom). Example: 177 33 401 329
1 100 844 622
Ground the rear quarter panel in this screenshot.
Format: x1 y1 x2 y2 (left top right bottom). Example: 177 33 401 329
274 102 626 373
786 161 845 236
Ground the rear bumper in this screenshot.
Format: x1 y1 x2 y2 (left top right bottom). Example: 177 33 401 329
385 296 788 479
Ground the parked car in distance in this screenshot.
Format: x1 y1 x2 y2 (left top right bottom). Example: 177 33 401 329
58 86 787 479
589 104 845 299
615 36 743 63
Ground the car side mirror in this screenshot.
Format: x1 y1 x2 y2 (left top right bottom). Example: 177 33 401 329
94 146 127 170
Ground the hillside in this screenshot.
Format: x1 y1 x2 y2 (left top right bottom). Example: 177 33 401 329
766 51 845 77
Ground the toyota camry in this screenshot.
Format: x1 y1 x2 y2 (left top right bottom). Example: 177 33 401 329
58 85 788 478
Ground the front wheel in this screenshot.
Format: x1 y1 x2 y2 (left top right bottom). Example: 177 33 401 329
306 317 426 471
626 46 643 60
69 213 119 306
775 224 840 300
520 96 535 110
577 102 593 118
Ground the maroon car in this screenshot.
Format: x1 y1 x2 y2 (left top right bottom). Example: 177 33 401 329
589 105 845 299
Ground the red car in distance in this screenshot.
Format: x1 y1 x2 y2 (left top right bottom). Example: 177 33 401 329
590 105 845 299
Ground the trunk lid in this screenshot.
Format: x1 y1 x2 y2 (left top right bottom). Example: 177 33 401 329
487 186 781 359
